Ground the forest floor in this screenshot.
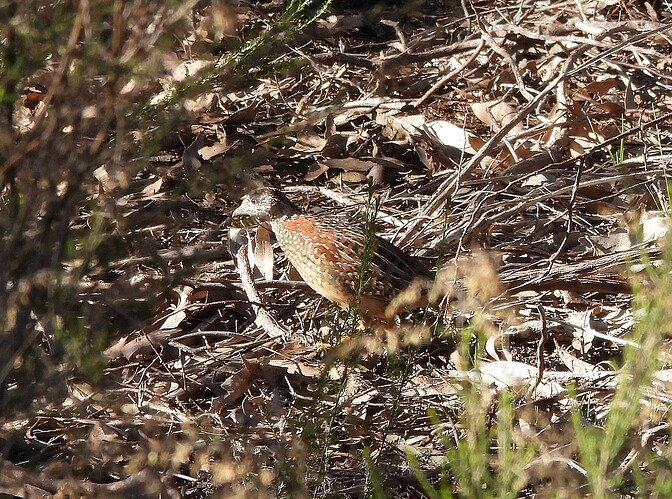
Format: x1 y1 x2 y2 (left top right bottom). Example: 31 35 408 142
3 0 672 497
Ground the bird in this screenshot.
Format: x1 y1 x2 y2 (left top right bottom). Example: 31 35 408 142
232 187 433 323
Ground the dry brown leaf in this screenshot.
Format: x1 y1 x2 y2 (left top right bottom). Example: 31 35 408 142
567 121 606 157
420 120 481 154
88 421 120 445
225 101 259 126
199 140 233 160
323 158 377 172
293 128 326 153
321 133 349 158
377 112 424 141
305 162 330 181
183 135 205 169
594 101 625 116
624 75 636 110
573 78 620 100
521 172 556 187
485 335 501 361
565 311 596 353
254 222 274 281
267 359 321 379
213 367 255 411
475 361 564 398
640 211 670 244
557 347 600 373
160 287 193 330
471 100 523 135
93 165 118 192
141 177 163 197
184 92 216 114
169 59 212 83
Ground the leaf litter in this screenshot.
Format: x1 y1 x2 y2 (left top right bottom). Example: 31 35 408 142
6 0 672 497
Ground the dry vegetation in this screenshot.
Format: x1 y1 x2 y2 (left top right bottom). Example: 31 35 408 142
2 0 672 497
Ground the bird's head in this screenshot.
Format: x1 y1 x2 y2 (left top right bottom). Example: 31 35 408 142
232 187 298 227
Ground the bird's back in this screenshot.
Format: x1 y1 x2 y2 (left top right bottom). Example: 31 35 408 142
271 212 432 319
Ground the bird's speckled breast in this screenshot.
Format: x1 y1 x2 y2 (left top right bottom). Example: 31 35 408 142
271 215 360 308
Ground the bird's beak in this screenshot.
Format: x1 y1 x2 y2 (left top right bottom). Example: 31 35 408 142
232 196 268 227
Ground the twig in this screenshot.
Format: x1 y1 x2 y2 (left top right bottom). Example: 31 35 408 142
398 22 672 248
0 460 175 498
414 38 486 107
532 304 548 394
478 23 534 101
540 160 583 276
233 236 289 340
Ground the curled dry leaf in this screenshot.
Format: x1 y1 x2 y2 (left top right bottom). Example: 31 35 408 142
471 100 523 135
140 177 163 197
228 227 247 259
155 286 193 330
322 158 378 172
376 112 424 141
183 135 205 169
475 361 564 398
213 366 255 411
307 157 380 182
571 78 625 115
254 222 274 281
305 162 330 181
565 310 597 354
420 120 483 154
321 133 349 158
199 139 233 160
293 128 326 153
485 335 502 361
557 346 600 373
640 211 670 244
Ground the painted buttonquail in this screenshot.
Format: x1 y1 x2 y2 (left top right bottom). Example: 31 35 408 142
232 187 433 322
